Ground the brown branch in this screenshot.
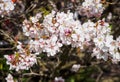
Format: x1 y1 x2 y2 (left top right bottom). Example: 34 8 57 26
95 65 103 82
48 0 58 11
25 3 37 13
23 72 40 76
0 29 15 44
0 47 15 51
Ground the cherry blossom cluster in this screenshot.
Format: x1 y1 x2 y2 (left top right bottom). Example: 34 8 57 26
0 0 16 17
4 10 120 72
79 0 104 17
4 41 37 71
22 11 120 63
2 0 120 82
84 20 120 63
22 11 83 56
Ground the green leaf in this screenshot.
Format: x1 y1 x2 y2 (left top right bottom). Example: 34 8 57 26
0 63 3 70
109 25 112 29
70 78 75 82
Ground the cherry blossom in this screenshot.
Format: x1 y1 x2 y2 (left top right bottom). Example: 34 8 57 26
71 64 81 72
79 0 104 17
54 77 65 82
0 0 15 17
5 73 14 82
4 41 37 71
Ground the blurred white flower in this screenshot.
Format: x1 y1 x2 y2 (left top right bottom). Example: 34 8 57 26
112 52 120 63
71 64 80 72
30 17 39 23
4 41 37 71
44 35 62 56
79 0 104 17
116 36 120 49
54 77 65 82
93 35 105 48
107 12 112 21
5 74 14 82
0 0 15 16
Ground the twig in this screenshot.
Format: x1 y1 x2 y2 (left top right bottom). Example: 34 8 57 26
23 72 40 76
95 65 103 82
48 0 58 11
0 47 15 51
0 29 15 44
25 3 37 13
